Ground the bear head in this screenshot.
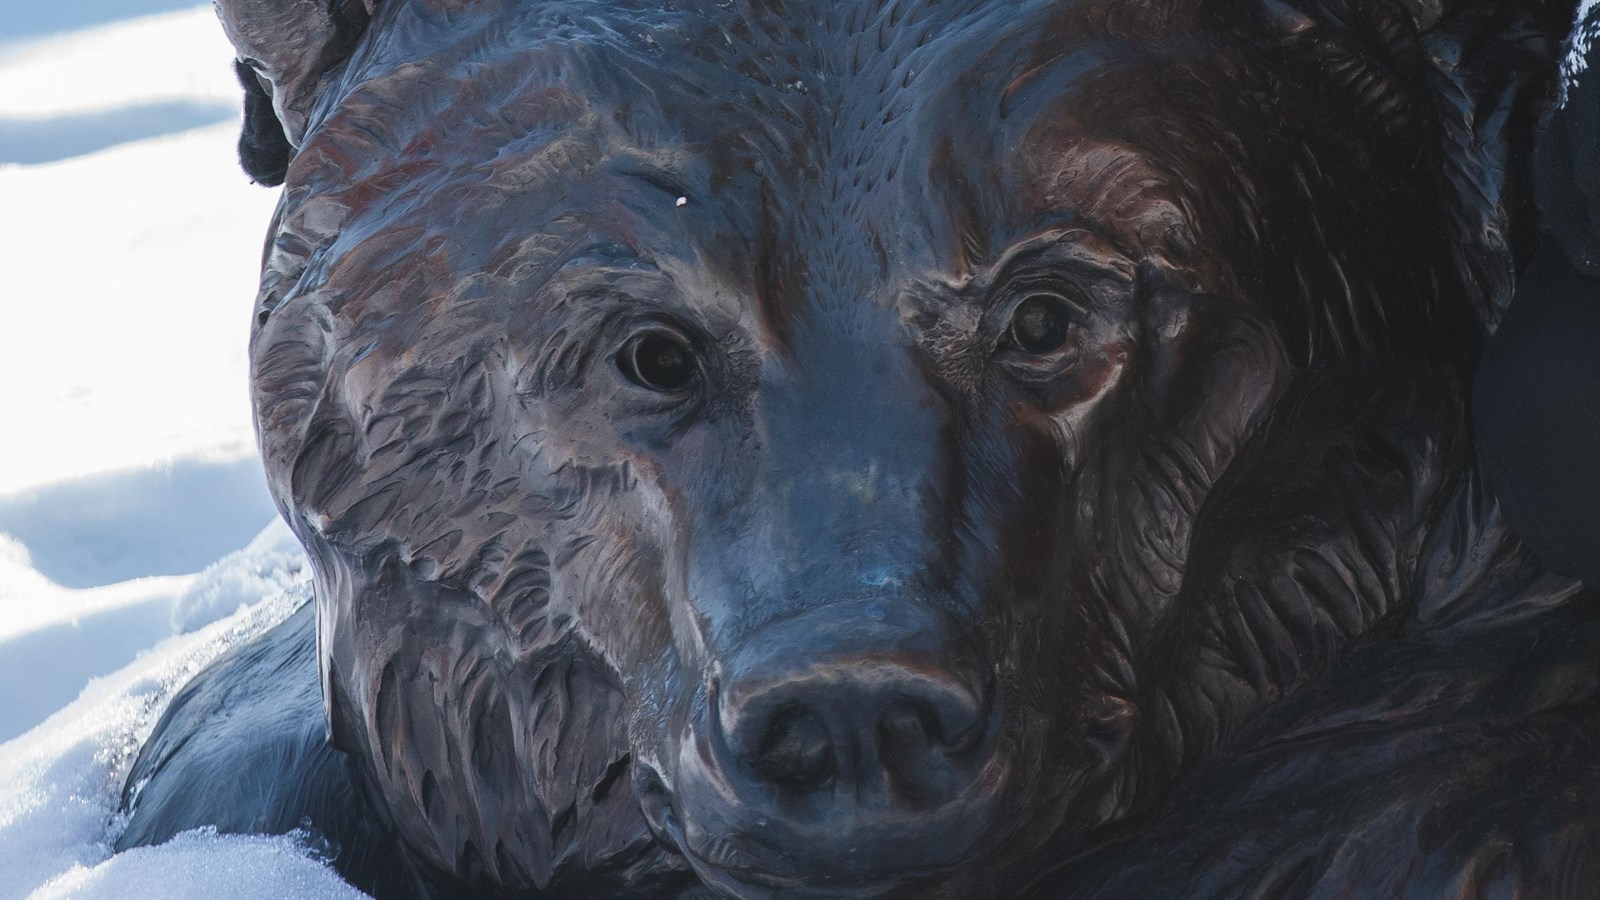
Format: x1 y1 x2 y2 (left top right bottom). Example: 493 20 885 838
223 0 1576 896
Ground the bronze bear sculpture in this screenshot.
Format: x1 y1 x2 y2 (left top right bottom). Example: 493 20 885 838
119 0 1600 897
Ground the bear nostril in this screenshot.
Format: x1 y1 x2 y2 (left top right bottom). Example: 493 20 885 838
876 693 985 807
731 674 990 807
714 602 994 814
878 702 935 792
878 701 935 755
752 705 835 790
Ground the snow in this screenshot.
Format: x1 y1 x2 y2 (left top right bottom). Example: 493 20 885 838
0 6 278 496
32 829 369 900
0 585 359 900
0 4 362 897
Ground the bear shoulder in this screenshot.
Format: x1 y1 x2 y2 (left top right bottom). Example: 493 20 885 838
116 600 420 898
1034 591 1600 899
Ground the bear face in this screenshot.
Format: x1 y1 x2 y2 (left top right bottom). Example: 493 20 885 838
232 0 1575 896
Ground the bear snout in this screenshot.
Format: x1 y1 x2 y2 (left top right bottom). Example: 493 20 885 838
660 600 1001 893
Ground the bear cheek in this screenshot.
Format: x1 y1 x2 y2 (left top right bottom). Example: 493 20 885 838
527 446 696 722
251 294 337 507
563 499 685 695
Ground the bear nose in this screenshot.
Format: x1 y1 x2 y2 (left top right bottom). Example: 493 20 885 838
717 603 993 810
731 665 987 805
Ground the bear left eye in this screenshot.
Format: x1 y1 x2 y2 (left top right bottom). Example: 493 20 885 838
1005 293 1075 355
618 328 700 393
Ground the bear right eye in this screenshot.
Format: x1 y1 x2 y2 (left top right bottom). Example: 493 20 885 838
1005 293 1075 355
617 328 700 393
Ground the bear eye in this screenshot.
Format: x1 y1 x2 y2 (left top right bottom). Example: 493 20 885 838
618 329 700 393
1005 293 1074 355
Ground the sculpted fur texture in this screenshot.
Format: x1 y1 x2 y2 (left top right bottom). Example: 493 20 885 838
119 1 1600 897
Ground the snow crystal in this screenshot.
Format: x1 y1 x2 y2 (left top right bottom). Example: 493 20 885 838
171 517 307 634
31 829 366 900
0 586 357 898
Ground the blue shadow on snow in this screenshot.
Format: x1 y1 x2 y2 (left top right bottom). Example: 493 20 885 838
0 456 280 589
0 0 208 45
0 100 237 165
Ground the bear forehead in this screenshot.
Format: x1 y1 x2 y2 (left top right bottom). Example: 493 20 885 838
279 0 1229 309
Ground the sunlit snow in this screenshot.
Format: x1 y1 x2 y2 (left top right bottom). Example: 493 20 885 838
0 4 359 896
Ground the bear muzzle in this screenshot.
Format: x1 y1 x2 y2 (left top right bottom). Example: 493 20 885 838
641 600 1003 897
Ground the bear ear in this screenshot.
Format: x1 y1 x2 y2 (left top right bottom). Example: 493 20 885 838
235 60 292 186
215 0 377 186
1254 0 1582 323
1403 0 1581 319
1253 1 1579 59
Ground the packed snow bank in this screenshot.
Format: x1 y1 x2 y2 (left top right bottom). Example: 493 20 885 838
0 5 361 893
30 826 368 896
0 576 364 898
0 7 240 164
0 5 279 497
0 516 304 745
2 0 204 47
31 829 369 900
0 119 279 495
0 458 279 590
0 8 241 118
168 516 306 634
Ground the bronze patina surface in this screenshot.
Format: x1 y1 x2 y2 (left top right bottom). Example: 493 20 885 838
120 2 1599 897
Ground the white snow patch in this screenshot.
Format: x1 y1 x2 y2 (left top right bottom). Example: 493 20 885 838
0 516 309 745
30 829 367 900
171 517 306 634
0 588 363 899
0 8 240 118
0 3 360 896
0 122 280 494
0 1 280 495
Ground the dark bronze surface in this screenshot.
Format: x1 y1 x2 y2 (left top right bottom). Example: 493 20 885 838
120 1 1600 897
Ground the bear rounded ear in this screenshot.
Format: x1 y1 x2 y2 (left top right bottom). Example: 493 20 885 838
1406 0 1581 319
215 0 377 186
1264 0 1581 322
1395 0 1444 30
